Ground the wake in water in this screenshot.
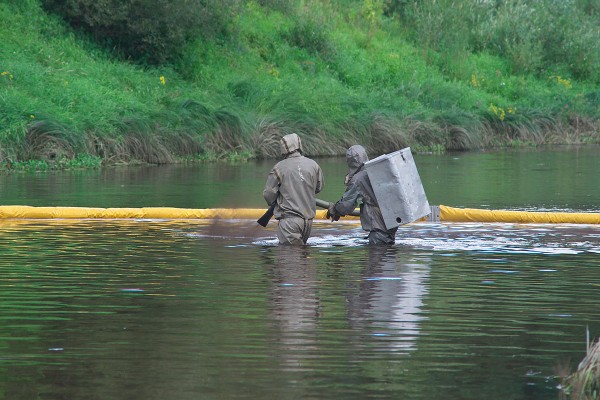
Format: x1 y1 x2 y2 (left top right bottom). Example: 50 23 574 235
181 220 600 254
390 223 600 255
253 222 600 254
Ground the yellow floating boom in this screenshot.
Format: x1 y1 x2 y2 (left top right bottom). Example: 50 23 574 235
0 205 598 224
0 205 281 220
0 205 352 221
438 205 600 224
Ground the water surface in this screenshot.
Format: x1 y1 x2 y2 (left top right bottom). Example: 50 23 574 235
1 146 599 399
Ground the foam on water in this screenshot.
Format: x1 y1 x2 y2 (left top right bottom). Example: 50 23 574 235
182 220 600 255
396 223 600 254
308 222 600 254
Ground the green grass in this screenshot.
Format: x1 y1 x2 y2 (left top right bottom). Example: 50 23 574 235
0 0 598 171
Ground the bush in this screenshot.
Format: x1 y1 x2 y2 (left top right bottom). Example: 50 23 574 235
283 18 336 61
41 0 239 65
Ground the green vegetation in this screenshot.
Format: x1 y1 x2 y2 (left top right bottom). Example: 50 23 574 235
0 0 598 170
560 334 600 399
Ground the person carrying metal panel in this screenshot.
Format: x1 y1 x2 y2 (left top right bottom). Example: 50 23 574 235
263 133 324 245
327 145 398 245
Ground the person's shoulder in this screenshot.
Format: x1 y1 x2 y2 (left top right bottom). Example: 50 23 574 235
270 159 282 168
270 158 288 172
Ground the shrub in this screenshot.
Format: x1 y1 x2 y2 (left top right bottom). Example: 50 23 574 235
474 0 600 83
283 18 336 61
391 0 600 83
41 0 239 65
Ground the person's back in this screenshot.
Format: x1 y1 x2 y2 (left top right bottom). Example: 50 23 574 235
263 133 324 245
269 152 321 220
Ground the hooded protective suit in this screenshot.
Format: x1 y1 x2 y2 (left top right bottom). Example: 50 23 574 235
332 145 397 245
263 133 324 245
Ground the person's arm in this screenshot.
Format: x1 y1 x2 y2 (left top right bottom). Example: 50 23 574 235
263 169 280 206
334 181 362 216
315 166 324 194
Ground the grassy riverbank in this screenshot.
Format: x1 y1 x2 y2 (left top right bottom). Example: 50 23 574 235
1 0 599 170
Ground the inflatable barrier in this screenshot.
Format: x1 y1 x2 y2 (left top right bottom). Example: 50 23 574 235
0 205 354 221
438 205 600 224
0 205 598 224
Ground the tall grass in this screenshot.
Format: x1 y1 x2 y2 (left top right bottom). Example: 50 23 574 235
560 331 600 400
0 0 598 171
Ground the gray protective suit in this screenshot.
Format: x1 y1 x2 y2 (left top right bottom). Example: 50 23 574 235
332 145 397 245
263 134 324 245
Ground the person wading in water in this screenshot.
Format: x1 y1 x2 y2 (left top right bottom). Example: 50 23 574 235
327 145 398 245
263 133 324 245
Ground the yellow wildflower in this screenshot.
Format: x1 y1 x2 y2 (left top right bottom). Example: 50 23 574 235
160 76 166 85
269 67 279 79
470 73 479 87
557 76 572 89
549 75 572 89
489 103 506 121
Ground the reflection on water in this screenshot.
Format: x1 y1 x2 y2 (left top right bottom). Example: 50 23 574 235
266 247 320 371
345 246 429 354
1 219 599 399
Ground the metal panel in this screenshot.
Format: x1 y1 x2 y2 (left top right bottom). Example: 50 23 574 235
364 147 430 229
426 206 441 222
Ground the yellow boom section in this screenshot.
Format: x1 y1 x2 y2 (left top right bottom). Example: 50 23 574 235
0 205 599 224
0 206 354 221
439 205 600 224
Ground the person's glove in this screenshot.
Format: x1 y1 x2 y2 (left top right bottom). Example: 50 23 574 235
326 203 341 222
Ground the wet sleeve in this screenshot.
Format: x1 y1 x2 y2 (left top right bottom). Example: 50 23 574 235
263 168 280 206
334 181 362 216
315 166 324 194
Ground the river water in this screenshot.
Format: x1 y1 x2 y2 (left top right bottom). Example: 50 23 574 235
1 146 599 399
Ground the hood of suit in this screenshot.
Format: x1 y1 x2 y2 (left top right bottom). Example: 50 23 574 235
345 145 369 183
280 133 303 157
